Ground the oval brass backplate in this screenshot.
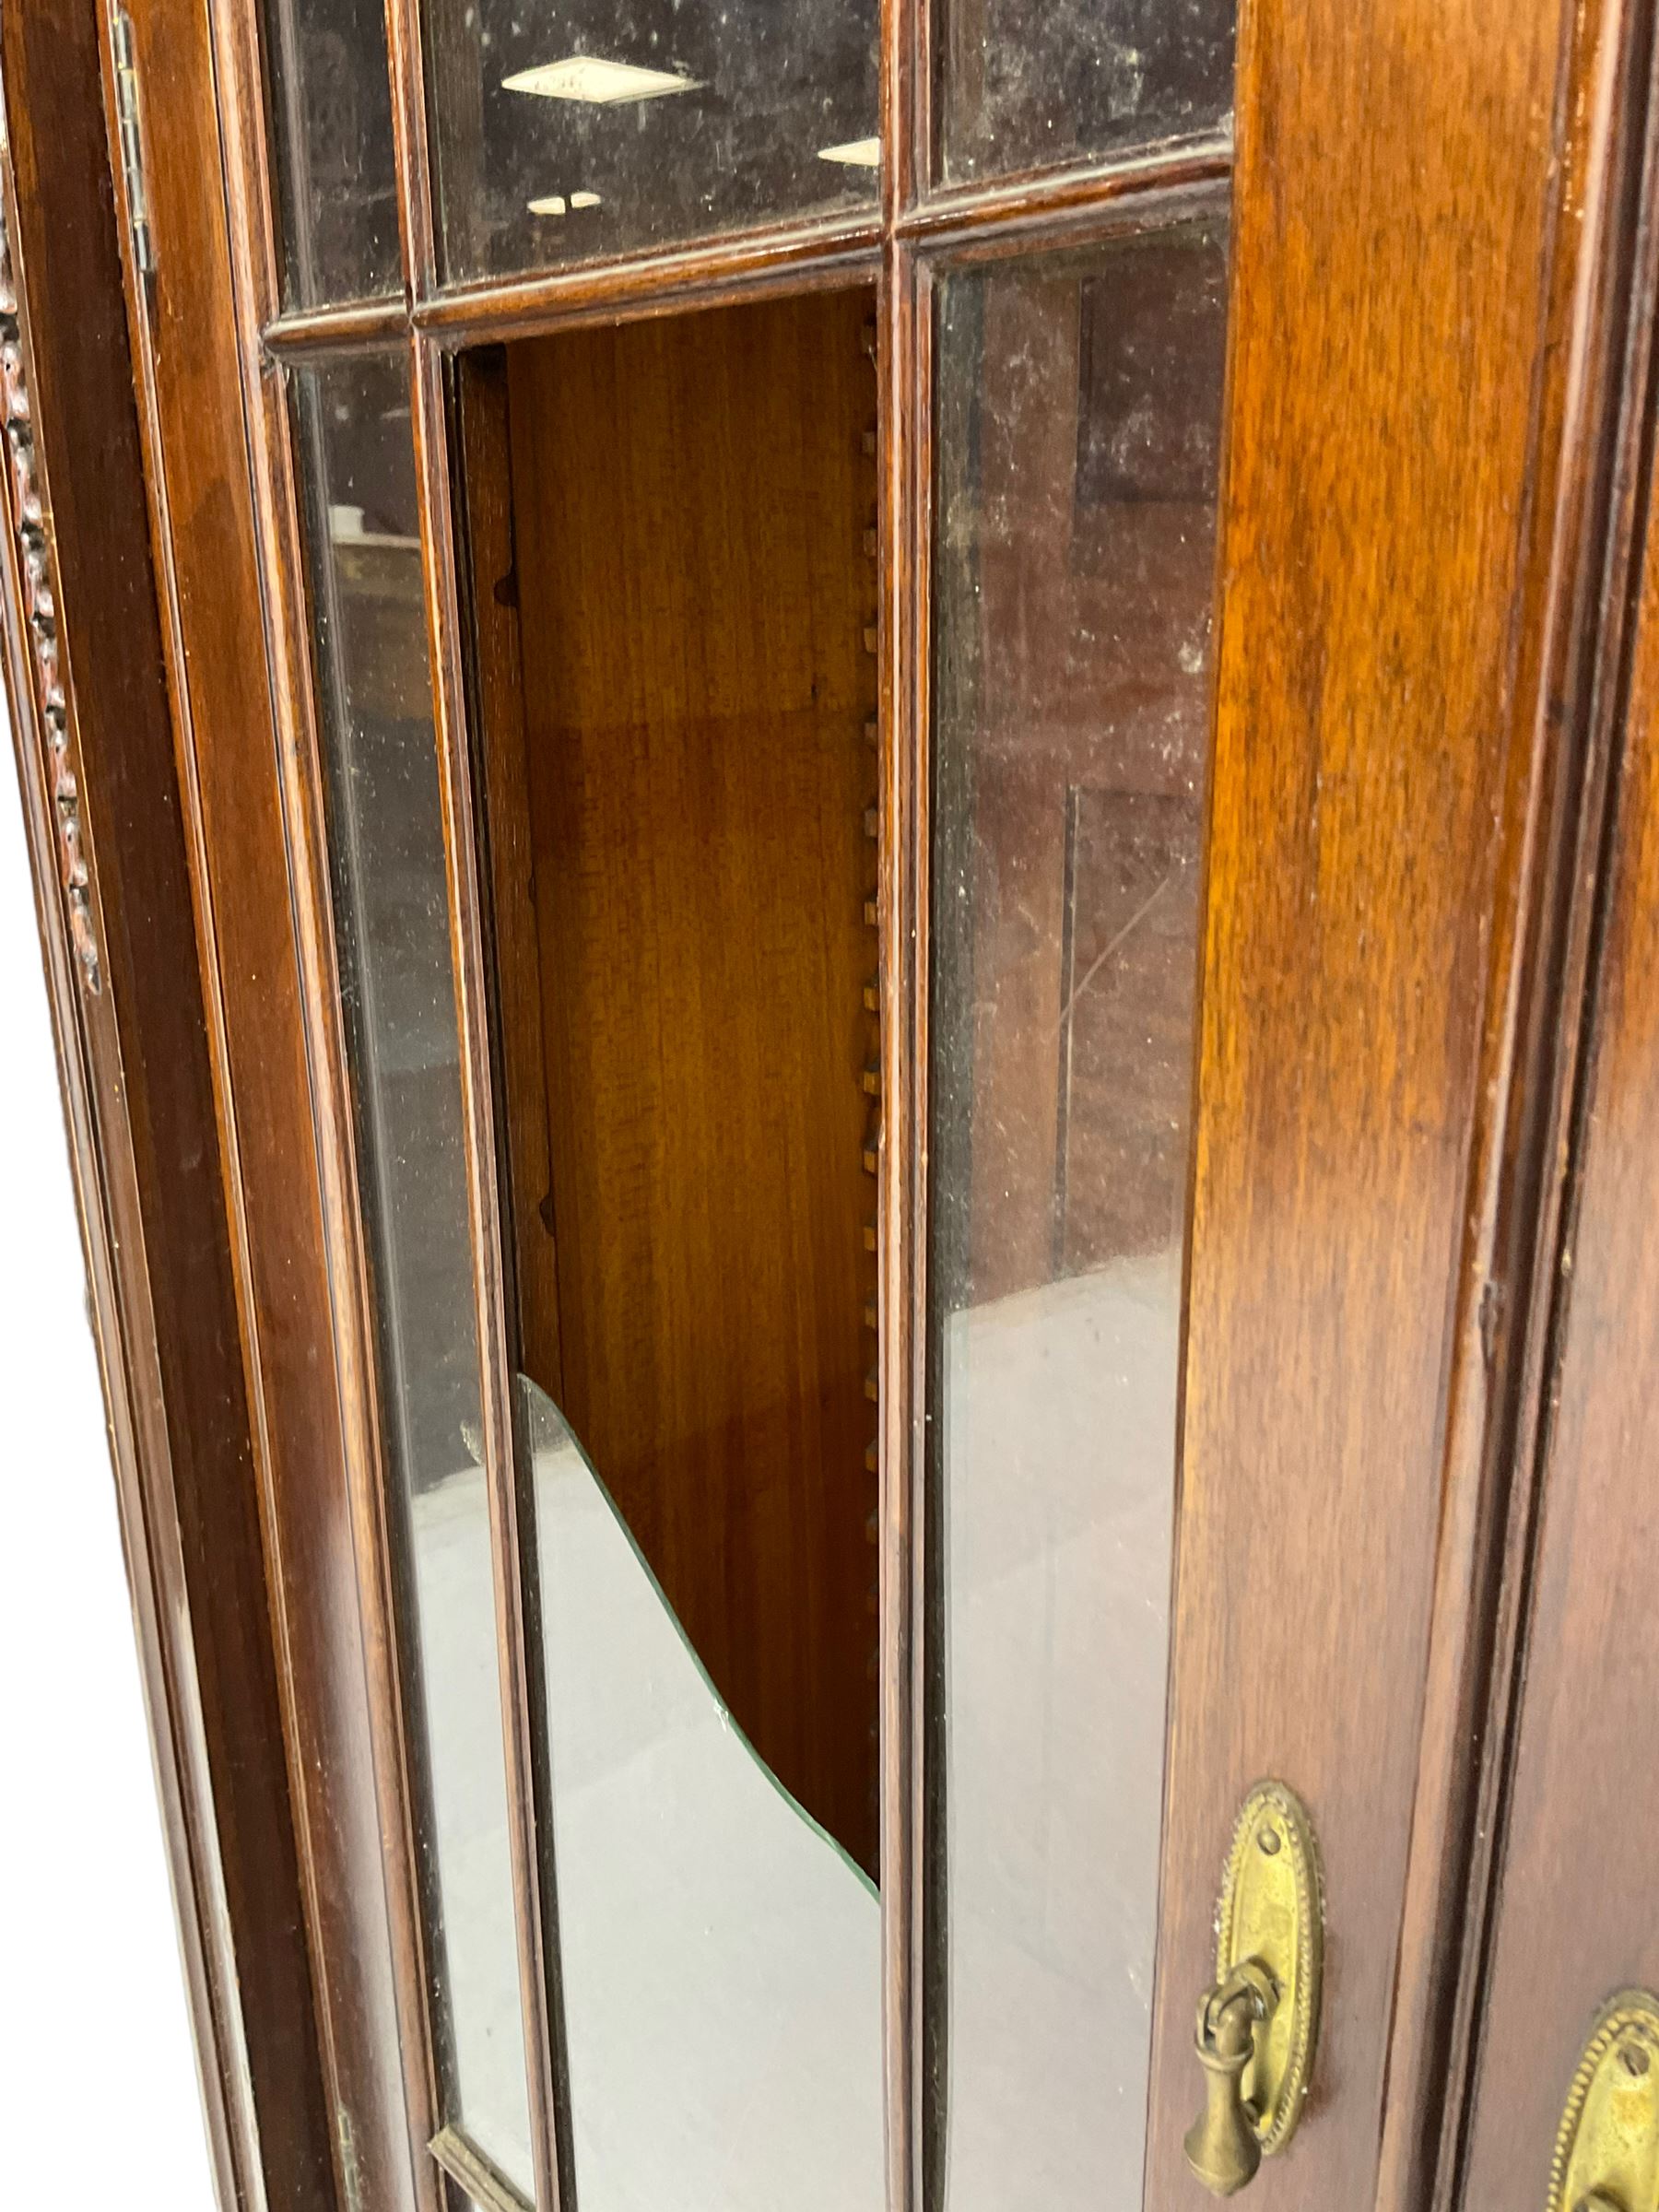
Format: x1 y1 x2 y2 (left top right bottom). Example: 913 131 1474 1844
1214 1780 1324 2157
1547 1990 1659 2212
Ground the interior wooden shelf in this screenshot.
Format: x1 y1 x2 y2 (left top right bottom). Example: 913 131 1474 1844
459 287 882 1874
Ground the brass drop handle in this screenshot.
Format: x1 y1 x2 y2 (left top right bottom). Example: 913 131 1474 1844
1547 1990 1659 2212
1182 1782 1324 2197
1184 1961 1277 2195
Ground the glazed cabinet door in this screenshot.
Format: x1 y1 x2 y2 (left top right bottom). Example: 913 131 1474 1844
41 0 1648 2201
916 0 1607 2194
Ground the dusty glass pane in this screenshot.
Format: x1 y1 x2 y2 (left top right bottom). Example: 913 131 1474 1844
265 0 402 304
294 354 534 2193
427 0 877 281
939 0 1234 185
928 218 1229 2211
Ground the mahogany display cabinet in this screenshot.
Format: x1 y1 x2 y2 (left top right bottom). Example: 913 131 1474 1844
4 0 1659 2206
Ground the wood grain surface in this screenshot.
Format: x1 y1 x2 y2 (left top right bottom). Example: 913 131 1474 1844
498 288 882 1870
1142 0 1583 2204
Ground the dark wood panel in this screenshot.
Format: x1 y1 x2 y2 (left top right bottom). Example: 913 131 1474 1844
1142 0 1593 2205
497 288 881 1870
1460 331 1659 2209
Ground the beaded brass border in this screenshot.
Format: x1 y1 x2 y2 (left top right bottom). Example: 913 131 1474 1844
1546 1990 1659 2212
1215 1778 1324 2158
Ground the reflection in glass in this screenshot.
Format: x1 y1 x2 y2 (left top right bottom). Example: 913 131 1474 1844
928 221 1230 2212
293 355 533 2191
427 0 877 280
265 0 402 304
520 1377 882 2212
940 0 1234 185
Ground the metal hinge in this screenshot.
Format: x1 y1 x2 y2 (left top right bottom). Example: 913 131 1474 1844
335 2107 366 2212
110 8 155 278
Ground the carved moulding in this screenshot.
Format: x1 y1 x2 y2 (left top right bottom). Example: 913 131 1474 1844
0 190 101 994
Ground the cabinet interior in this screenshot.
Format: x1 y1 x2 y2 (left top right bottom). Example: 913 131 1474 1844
457 287 882 1875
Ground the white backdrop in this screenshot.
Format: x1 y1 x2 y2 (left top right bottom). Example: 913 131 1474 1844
0 728 216 2206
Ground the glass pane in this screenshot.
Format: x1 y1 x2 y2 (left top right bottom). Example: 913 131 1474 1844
293 354 534 2191
940 0 1235 185
521 1376 883 2209
928 219 1229 2211
426 0 877 282
265 0 402 304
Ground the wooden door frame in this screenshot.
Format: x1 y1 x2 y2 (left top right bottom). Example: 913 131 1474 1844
5 0 1658 2209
